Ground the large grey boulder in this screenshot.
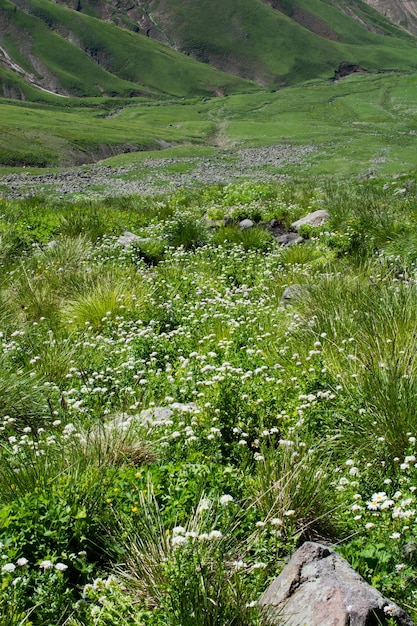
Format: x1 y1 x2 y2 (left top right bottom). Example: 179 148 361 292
291 209 330 232
259 542 414 626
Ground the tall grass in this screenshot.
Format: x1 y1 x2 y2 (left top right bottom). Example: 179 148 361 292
115 491 258 626
296 272 417 461
1 180 417 623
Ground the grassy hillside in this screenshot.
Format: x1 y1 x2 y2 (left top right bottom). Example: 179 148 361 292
2 0 417 99
0 0 255 98
53 0 417 87
1 72 416 172
144 0 417 84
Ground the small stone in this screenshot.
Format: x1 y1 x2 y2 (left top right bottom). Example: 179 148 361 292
275 233 304 246
204 219 219 230
281 284 307 305
291 209 330 232
403 541 417 558
239 218 254 230
116 231 144 247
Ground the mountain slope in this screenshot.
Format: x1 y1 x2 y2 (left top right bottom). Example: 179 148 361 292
1 0 417 100
0 0 255 99
52 0 417 84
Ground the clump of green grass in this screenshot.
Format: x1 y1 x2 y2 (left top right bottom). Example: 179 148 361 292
212 226 274 251
295 272 417 461
164 211 208 250
114 492 260 626
64 274 147 331
250 437 342 541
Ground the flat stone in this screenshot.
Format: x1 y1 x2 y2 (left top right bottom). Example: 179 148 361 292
239 218 254 230
139 406 174 425
281 284 308 305
258 542 414 626
291 209 330 232
139 402 199 426
116 231 144 247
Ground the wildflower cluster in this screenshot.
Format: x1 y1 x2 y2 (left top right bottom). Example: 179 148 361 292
2 180 417 623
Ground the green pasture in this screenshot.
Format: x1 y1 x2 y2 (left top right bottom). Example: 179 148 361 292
1 71 416 176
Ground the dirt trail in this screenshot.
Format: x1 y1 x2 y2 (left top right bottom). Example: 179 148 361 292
207 105 237 149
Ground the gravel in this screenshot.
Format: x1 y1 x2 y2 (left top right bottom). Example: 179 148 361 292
0 144 316 199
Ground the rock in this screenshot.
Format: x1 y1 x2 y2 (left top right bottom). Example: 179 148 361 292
239 218 254 230
116 231 144 247
291 209 330 232
333 62 368 81
258 542 414 626
275 233 304 246
139 402 199 426
281 284 307 305
139 406 174 425
223 216 234 226
403 541 417 558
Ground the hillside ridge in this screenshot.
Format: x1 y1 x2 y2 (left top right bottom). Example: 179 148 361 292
1 0 417 100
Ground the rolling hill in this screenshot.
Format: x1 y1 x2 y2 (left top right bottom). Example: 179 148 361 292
1 0 417 100
0 0 256 99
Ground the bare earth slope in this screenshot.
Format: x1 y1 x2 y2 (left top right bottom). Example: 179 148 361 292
362 0 417 34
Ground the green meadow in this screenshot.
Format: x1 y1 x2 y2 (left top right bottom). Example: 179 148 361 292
1 72 417 175
2 67 417 625
2 174 417 624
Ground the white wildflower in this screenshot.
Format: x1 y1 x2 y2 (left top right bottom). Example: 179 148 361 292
1 563 16 573
55 562 68 571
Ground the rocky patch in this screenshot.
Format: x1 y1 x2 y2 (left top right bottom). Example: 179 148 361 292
259 542 414 626
0 144 317 199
